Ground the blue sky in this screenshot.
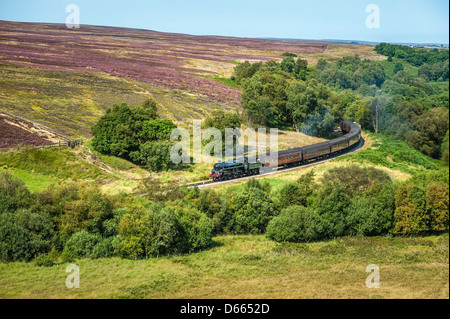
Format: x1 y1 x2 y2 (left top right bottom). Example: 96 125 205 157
0 0 448 43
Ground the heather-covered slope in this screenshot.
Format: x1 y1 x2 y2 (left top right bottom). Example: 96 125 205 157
0 20 328 105
0 20 384 141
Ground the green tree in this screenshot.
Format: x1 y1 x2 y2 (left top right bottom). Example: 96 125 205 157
278 183 302 209
295 171 317 206
233 61 262 83
393 184 427 234
425 182 449 231
441 130 449 165
142 98 158 118
281 57 295 73
151 207 182 256
132 141 175 171
345 197 393 236
0 213 32 262
294 58 308 79
62 230 101 258
393 62 404 74
118 210 154 259
266 205 320 242
91 103 177 171
310 181 350 238
13 209 56 257
0 172 32 213
231 188 279 234
321 165 391 197
286 80 330 132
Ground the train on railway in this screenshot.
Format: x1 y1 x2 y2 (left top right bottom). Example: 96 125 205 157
209 120 361 182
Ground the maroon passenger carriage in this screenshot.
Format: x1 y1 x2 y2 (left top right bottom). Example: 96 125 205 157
260 120 361 169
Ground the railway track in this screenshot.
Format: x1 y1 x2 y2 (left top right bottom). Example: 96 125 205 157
189 137 365 189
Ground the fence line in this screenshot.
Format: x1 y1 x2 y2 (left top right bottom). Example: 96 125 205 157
0 139 84 152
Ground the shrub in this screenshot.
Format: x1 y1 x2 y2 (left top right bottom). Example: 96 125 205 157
34 254 53 267
0 214 32 262
345 197 393 236
90 103 177 171
266 206 320 242
118 211 152 259
91 237 116 258
393 184 427 234
231 188 279 234
244 178 271 193
278 183 302 209
63 230 101 258
425 182 449 231
321 165 391 197
0 172 32 211
311 181 350 238
150 207 182 256
13 209 56 257
199 189 221 218
178 211 214 252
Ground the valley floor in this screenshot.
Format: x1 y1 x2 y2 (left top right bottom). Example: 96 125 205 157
0 234 448 299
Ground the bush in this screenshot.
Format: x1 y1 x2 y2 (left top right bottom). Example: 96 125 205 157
0 172 32 211
0 214 32 262
91 237 117 258
345 197 393 236
311 182 350 238
266 206 320 242
63 230 101 258
0 191 13 214
393 184 427 234
199 189 221 218
278 183 302 209
321 165 391 197
150 207 182 256
90 103 177 171
231 188 279 234
179 211 214 252
34 254 53 267
13 209 56 257
425 182 449 231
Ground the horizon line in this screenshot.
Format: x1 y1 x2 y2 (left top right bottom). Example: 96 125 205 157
1 19 449 46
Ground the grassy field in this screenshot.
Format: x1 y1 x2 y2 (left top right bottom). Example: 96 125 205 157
0 145 148 194
334 133 444 174
378 57 418 79
0 233 447 299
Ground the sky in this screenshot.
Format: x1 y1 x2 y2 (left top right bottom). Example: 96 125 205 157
0 0 448 44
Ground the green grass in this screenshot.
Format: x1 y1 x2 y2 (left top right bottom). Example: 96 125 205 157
85 140 135 170
0 234 447 299
0 145 152 194
334 133 443 174
378 57 418 79
212 76 240 89
0 167 58 193
0 147 107 180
